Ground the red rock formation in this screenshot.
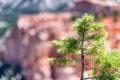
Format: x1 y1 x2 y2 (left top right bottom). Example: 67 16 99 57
3 12 120 80
66 0 120 17
101 16 120 50
68 0 99 14
4 13 81 80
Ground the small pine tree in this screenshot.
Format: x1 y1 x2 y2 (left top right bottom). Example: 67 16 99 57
49 13 120 80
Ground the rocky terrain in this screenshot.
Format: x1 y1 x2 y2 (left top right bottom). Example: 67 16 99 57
1 0 120 80
4 13 78 80
3 13 120 80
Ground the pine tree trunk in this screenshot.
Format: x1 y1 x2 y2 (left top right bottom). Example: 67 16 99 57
81 54 84 80
80 29 85 80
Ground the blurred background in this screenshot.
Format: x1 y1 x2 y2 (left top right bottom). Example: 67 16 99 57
0 0 120 80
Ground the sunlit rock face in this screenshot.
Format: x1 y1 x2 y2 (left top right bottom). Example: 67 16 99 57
4 13 81 80
3 12 120 80
2 1 120 80
101 16 120 51
4 13 120 80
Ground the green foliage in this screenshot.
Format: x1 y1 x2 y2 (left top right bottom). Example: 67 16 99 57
53 14 106 55
94 50 120 80
49 58 75 67
53 37 81 54
50 13 120 80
